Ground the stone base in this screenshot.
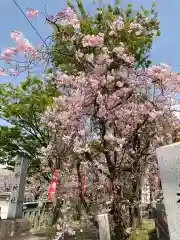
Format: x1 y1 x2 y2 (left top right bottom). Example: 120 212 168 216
0 219 30 239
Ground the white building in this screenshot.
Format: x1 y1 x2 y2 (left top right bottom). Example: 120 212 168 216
0 165 37 219
0 192 10 219
0 166 12 219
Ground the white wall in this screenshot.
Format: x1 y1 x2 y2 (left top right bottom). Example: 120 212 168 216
0 199 9 219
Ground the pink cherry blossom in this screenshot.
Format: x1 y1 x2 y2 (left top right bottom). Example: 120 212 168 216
8 68 19 76
1 48 17 61
112 16 124 31
14 36 38 57
82 33 104 47
0 30 38 74
0 68 5 76
128 21 144 35
113 45 125 57
26 8 39 18
56 12 65 17
57 7 80 29
16 38 30 51
44 56 180 157
149 111 157 120
11 31 22 41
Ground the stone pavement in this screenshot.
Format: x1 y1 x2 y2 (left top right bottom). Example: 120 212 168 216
6 233 48 240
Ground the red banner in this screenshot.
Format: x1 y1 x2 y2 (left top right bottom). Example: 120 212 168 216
82 174 85 199
48 170 60 201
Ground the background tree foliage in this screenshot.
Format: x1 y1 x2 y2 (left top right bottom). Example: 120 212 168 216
0 75 59 177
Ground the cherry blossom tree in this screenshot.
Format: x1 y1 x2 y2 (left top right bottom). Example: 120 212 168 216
1 1 180 239
43 55 179 239
40 4 179 239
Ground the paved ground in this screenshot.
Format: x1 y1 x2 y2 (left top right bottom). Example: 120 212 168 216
6 233 73 240
6 233 48 240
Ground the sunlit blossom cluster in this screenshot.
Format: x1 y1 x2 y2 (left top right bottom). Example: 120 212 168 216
42 6 180 158
0 31 38 75
26 8 39 18
1 31 38 61
11 31 38 57
56 7 80 29
110 16 144 36
82 33 104 48
45 50 180 156
112 16 124 31
128 21 144 35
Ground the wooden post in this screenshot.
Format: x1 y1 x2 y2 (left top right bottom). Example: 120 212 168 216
7 155 28 219
34 210 41 229
97 214 111 240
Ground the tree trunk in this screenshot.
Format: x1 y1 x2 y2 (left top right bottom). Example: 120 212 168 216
111 201 129 240
130 176 141 229
132 204 141 229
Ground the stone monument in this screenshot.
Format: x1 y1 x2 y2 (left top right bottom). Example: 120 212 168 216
156 142 180 240
7 155 28 219
97 214 111 240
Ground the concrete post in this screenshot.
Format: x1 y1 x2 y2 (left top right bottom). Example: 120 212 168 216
97 214 111 240
7 155 28 219
156 142 180 240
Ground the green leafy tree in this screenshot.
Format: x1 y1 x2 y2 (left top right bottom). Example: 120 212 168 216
0 75 59 177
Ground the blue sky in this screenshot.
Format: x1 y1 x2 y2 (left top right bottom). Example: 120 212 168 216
0 0 179 84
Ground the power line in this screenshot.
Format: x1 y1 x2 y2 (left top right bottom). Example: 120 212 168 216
12 0 49 49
